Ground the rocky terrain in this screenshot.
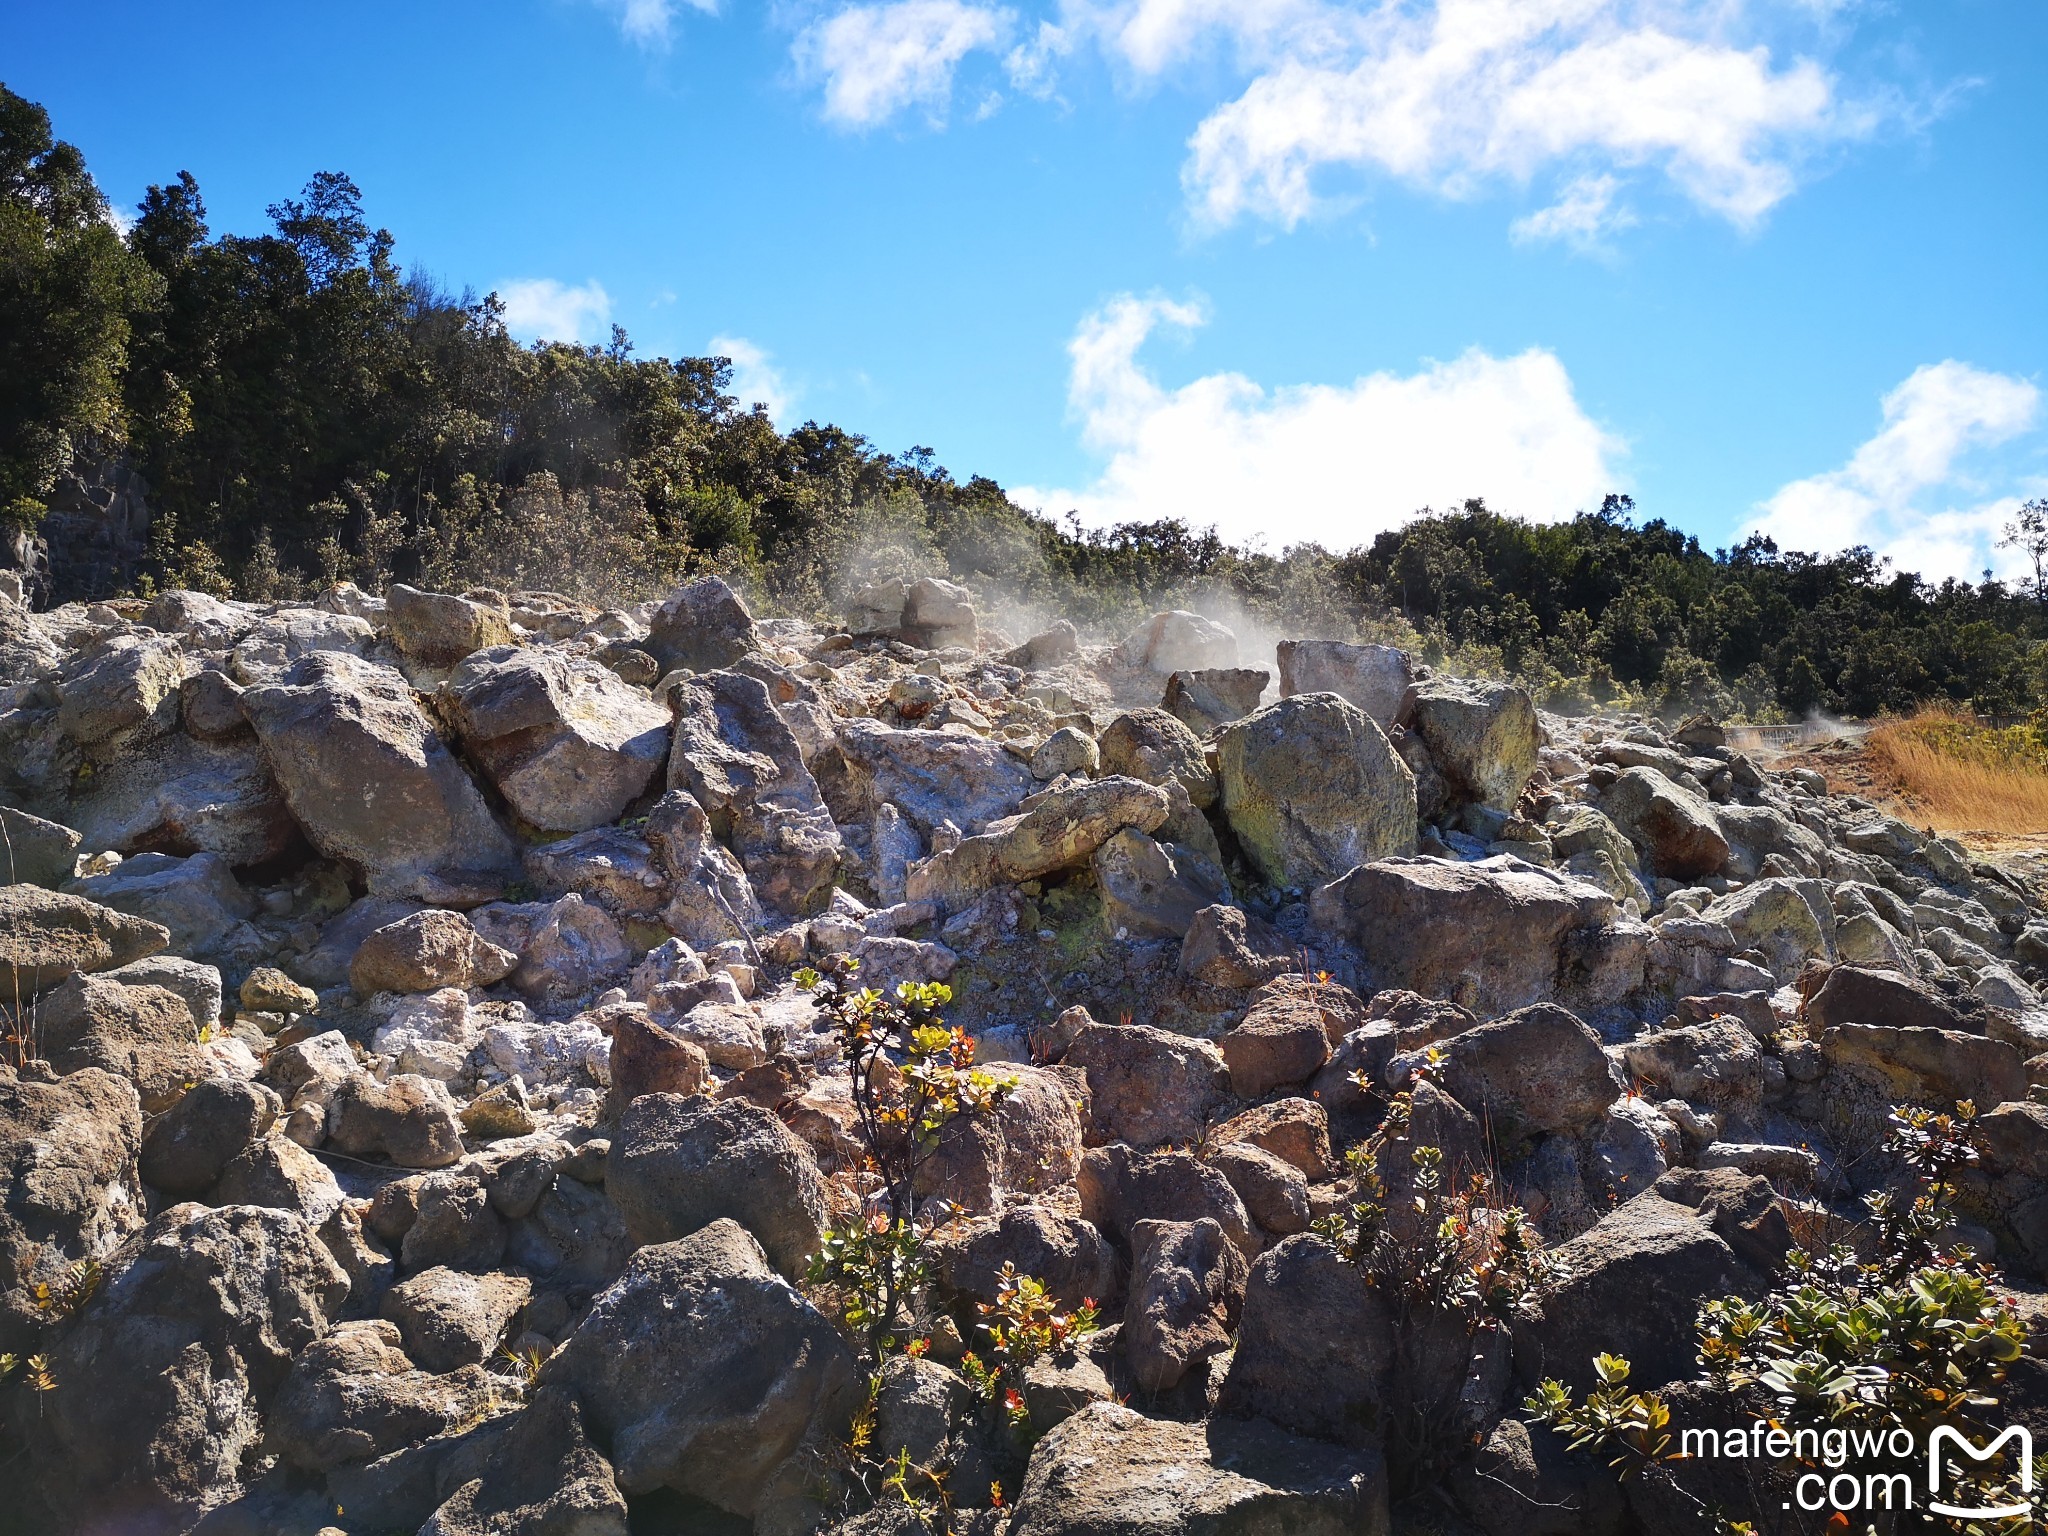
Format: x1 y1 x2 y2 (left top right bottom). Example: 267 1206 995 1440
2 570 2046 1535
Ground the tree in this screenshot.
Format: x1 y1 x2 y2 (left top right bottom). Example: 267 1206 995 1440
1998 499 2048 611
0 83 159 523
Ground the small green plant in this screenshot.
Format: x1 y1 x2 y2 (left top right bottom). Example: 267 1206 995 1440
1523 1354 1675 1477
960 1262 1101 1429
32 1257 101 1324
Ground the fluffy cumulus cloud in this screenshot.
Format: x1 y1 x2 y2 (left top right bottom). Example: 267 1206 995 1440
1747 362 2044 582
710 334 796 422
591 0 718 49
783 0 1886 236
1012 293 1621 548
795 0 1016 127
496 279 614 344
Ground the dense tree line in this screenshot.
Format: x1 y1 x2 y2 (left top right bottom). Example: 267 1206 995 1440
3 82 2045 720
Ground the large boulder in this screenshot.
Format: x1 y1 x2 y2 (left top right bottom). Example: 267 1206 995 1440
442 644 671 832
1820 1024 2027 1109
1124 1217 1248 1392
1078 1145 1256 1261
37 972 209 1114
267 1318 494 1475
608 1093 828 1277
645 576 760 673
1394 1003 1618 1150
381 1265 533 1371
0 883 167 997
420 1386 631 1536
1113 611 1239 674
1407 677 1539 812
139 1076 275 1197
1311 857 1649 1016
1215 693 1416 889
908 776 1171 913
540 1218 858 1516
833 718 1036 832
1600 767 1729 879
1215 1232 1394 1449
1806 964 1993 1036
240 650 518 902
70 732 299 868
1094 828 1232 941
1617 1016 1763 1122
30 1203 349 1532
1097 708 1219 811
386 583 513 666
1064 1021 1231 1149
0 1067 144 1356
1516 1191 1762 1392
643 790 763 946
916 1063 1086 1215
1163 667 1268 736
1275 640 1412 728
1699 878 1834 984
0 805 82 886
668 669 839 914
64 849 263 970
1010 1401 1390 1536
325 1074 466 1168
350 907 518 996
934 1206 1121 1311
54 630 184 747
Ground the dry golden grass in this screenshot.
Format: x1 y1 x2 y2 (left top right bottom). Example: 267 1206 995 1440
1863 709 2048 834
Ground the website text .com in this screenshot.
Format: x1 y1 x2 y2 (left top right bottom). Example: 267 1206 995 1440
1680 1420 2037 1520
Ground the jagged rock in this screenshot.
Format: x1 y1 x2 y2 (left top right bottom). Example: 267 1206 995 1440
1163 667 1267 735
1030 724 1099 780
539 1218 858 1515
462 1077 538 1140
326 1074 465 1168
648 995 768 1068
1113 611 1239 674
1216 693 1416 889
228 606 375 683
1219 986 1336 1097
268 1318 494 1475
1276 640 1413 728
37 972 208 1113
1097 707 1219 811
387 583 513 666
0 882 167 996
350 908 518 996
1009 1401 1391 1536
442 644 670 832
1446 1416 1627 1536
916 1063 1086 1215
934 1206 1121 1310
835 717 1037 832
0 1067 143 1356
1395 1002 1618 1151
139 1077 276 1197
142 589 250 650
70 729 299 868
1178 902 1294 988
1820 1023 2027 1109
1312 857 1648 1016
241 650 518 902
637 788 762 945
0 804 81 886
400 1170 508 1271
55 629 184 746
1215 1232 1394 1447
604 1005 712 1116
902 576 978 647
1064 1021 1230 1149
240 966 316 1016
1407 676 1539 812
382 1266 532 1372
646 576 761 672
1517 1191 1763 1392
420 1386 631 1536
66 849 263 969
1617 1016 1763 1121
1212 1097 1337 1180
609 1092 827 1277
1003 618 1080 669
1700 878 1834 984
30 1203 349 1532
212 1135 347 1227
1208 1141 1311 1235
1600 766 1729 878
1078 1145 1256 1260
1124 1217 1247 1392
1806 963 1992 1035
1093 826 1230 940
909 775 1170 912
668 669 839 913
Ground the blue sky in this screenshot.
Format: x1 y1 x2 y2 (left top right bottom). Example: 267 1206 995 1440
8 0 2047 577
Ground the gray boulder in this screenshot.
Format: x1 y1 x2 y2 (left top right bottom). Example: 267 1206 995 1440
645 576 760 672
1276 639 1412 727
1601 766 1729 879
1393 1003 1619 1151
0 804 82 886
1407 676 1539 811
1124 1217 1248 1392
0 883 167 997
420 1386 630 1536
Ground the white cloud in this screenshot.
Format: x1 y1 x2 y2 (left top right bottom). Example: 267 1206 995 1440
1510 171 1635 247
1012 293 1621 548
1747 361 2043 581
1182 0 1863 233
711 334 796 423
497 279 614 344
592 0 717 50
796 0 1015 128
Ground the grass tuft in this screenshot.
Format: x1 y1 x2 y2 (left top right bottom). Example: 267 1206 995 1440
1864 708 2048 833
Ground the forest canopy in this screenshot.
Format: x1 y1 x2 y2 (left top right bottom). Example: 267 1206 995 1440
4 81 2047 722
